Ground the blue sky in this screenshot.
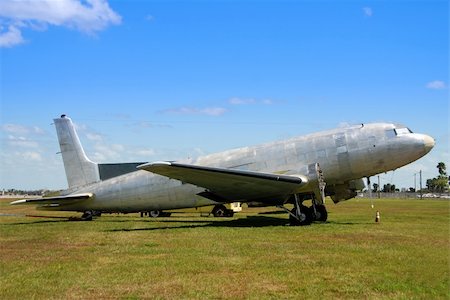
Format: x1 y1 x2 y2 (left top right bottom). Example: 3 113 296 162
0 0 448 191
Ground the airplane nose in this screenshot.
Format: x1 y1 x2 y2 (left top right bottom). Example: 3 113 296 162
423 135 435 153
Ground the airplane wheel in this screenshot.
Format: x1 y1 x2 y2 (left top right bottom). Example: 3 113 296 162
149 210 161 218
212 205 227 217
316 205 328 222
313 205 328 222
289 205 312 226
81 211 93 221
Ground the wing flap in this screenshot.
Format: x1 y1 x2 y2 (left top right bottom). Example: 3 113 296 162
10 193 94 206
138 162 307 202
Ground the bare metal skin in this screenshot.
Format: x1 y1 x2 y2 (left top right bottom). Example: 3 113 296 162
12 116 434 224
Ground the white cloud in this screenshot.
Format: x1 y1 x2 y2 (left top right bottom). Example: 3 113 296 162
0 0 121 47
2 123 30 135
363 7 373 17
262 99 274 105
229 98 256 105
426 80 446 90
21 151 43 162
1 124 46 146
2 123 46 135
86 132 104 142
91 143 124 161
74 122 107 142
162 107 228 116
228 97 274 105
134 149 155 157
7 135 39 148
0 25 24 47
134 121 172 129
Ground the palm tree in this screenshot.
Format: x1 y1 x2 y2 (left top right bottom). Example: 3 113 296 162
437 162 447 177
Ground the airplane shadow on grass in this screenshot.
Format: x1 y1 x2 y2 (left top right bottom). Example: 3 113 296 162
1 215 371 228
1 219 73 226
104 215 372 232
107 215 290 232
1 215 287 228
104 216 373 232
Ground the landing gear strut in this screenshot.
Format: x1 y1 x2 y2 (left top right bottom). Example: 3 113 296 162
310 203 328 222
289 196 313 226
280 163 328 225
280 195 328 225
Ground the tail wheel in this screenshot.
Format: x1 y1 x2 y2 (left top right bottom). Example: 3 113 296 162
212 205 227 217
212 205 234 217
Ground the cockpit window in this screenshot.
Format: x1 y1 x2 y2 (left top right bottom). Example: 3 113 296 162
394 127 413 135
385 129 396 138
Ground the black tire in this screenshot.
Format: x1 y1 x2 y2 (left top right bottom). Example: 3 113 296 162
313 205 328 222
81 211 93 221
289 205 313 226
149 210 161 218
212 205 227 217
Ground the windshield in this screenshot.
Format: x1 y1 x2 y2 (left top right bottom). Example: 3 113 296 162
394 127 413 135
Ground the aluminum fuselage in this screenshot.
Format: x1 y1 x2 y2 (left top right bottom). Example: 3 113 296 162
43 123 433 212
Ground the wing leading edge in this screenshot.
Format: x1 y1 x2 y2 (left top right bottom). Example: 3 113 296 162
10 193 94 207
138 162 308 202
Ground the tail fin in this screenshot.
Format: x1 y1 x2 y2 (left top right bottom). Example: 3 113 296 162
54 115 100 188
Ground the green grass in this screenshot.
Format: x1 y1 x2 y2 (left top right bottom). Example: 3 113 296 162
1 198 449 299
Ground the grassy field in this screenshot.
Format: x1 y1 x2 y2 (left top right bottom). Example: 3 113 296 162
1 197 449 299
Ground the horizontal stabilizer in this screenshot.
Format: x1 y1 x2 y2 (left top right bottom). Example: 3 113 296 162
10 193 94 206
138 162 307 202
98 162 146 180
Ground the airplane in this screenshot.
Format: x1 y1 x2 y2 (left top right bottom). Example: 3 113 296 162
11 115 435 225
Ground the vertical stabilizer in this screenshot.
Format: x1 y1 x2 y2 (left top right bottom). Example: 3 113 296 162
54 115 100 188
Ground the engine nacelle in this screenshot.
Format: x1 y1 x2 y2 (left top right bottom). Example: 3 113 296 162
330 179 365 203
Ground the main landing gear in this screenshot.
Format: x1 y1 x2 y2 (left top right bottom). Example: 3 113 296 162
80 210 101 221
140 210 172 218
281 162 328 226
282 195 328 226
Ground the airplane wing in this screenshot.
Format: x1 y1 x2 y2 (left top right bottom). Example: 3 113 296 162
138 162 307 202
10 193 93 206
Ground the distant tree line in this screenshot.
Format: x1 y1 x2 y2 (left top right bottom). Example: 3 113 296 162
2 189 60 196
426 162 449 193
371 183 399 193
370 162 449 194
